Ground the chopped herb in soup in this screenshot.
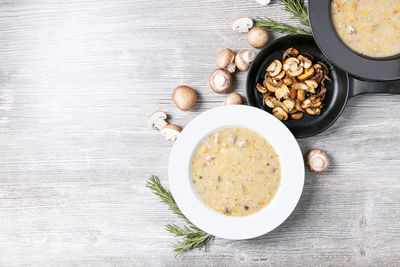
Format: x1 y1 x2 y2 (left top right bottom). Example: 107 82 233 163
191 127 281 217
331 0 400 57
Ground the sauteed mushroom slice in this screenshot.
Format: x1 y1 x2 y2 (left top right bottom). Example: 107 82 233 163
275 70 286 80
297 55 312 69
273 106 288 121
275 84 290 100
304 79 318 94
305 107 321 116
283 76 294 86
297 67 315 81
288 107 299 114
308 96 322 108
295 101 305 113
297 90 306 102
282 99 295 112
264 77 279 93
292 82 308 90
283 57 303 77
301 98 312 109
256 83 268 94
289 88 297 99
291 112 303 120
282 47 299 60
264 95 289 112
266 59 283 77
265 83 278 93
301 98 321 109
264 95 276 108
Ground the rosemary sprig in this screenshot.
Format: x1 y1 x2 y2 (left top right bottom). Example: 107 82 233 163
255 18 311 35
146 175 214 253
279 0 309 27
253 0 311 35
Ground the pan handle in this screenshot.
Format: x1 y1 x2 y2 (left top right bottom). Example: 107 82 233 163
349 76 400 97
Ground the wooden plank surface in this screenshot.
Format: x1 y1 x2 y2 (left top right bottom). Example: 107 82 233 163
0 0 400 266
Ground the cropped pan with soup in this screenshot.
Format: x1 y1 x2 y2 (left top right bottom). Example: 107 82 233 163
331 0 400 58
191 127 281 217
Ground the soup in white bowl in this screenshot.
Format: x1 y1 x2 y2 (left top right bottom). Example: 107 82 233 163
191 127 281 217
168 105 304 239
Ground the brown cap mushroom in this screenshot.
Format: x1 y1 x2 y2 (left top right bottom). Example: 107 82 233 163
224 92 243 105
216 48 236 73
247 27 269 48
232 17 253 33
172 85 197 111
306 149 329 173
235 49 257 71
209 68 232 93
160 124 182 142
147 111 168 130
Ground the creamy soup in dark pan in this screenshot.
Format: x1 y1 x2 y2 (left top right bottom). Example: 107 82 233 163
331 0 400 58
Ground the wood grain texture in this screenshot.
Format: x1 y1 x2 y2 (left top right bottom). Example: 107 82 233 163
0 0 400 266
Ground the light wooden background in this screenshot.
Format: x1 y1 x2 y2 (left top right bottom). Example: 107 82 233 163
1 0 400 266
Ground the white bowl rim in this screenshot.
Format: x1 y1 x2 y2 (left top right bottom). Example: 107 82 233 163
168 105 304 240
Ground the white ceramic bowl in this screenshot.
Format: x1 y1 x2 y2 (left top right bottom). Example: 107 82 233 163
168 105 304 240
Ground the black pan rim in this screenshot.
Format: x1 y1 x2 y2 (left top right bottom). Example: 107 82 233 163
246 34 351 139
308 0 400 81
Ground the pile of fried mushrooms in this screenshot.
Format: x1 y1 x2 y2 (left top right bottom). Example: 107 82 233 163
257 47 330 121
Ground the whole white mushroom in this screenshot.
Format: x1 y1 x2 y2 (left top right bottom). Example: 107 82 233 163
209 68 233 93
224 92 243 105
235 49 257 71
172 85 197 111
216 48 236 73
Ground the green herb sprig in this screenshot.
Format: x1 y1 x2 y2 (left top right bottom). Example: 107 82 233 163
279 0 309 27
255 18 311 35
254 0 311 35
146 175 214 253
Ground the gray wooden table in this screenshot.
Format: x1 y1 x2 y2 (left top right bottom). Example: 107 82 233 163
1 0 400 266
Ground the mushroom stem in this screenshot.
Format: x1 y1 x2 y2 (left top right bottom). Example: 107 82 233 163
160 124 182 142
306 149 329 173
147 111 168 130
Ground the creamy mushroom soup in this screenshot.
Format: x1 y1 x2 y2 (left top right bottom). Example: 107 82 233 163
191 127 281 217
331 0 400 58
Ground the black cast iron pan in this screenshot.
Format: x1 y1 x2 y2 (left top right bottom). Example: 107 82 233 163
308 0 400 81
246 35 400 139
